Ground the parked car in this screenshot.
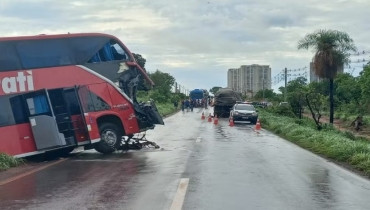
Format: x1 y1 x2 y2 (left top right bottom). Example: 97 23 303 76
230 103 258 124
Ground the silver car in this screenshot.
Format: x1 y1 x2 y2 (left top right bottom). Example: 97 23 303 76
230 103 258 124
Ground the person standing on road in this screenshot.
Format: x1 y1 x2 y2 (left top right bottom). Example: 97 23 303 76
184 99 190 111
181 100 185 112
190 99 194 112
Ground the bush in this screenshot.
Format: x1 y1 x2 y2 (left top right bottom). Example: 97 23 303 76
156 103 177 116
267 105 296 118
149 90 170 103
0 153 24 170
137 90 150 102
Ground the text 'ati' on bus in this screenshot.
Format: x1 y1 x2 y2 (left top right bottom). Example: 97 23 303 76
0 33 164 158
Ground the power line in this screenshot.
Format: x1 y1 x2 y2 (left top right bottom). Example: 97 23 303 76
350 50 370 56
348 58 370 64
271 49 370 85
272 66 308 86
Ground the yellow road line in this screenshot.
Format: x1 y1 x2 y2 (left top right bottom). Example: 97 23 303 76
0 158 67 186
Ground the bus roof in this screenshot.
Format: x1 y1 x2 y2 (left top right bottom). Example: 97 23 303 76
0 33 154 85
0 33 116 41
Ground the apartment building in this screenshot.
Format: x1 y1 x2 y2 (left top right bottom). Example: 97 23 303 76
227 64 271 97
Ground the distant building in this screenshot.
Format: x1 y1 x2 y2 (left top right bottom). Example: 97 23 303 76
227 64 271 98
310 62 344 83
227 68 239 91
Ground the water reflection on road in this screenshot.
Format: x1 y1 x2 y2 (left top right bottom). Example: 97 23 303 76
0 108 370 210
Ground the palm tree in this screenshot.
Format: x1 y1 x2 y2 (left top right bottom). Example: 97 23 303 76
298 29 356 124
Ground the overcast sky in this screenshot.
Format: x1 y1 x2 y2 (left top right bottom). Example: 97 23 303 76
1 0 369 91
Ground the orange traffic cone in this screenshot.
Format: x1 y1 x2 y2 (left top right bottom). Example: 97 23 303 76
213 115 219 125
208 113 212 122
229 117 234 127
201 112 205 120
255 119 261 130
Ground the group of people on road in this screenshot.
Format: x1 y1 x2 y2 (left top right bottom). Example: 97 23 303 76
173 98 211 112
181 99 195 112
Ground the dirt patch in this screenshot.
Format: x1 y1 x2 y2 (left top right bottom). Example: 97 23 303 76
303 113 370 141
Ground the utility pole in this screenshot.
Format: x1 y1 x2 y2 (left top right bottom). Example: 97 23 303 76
284 67 287 102
262 79 265 102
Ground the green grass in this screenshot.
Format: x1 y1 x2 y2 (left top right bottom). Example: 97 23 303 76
0 153 24 171
156 102 179 116
137 91 179 117
260 110 370 176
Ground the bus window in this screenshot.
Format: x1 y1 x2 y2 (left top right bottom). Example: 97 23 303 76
78 87 110 112
88 40 127 63
111 43 127 60
26 95 50 115
91 93 111 111
0 95 28 127
10 95 28 124
0 96 16 126
17 40 74 68
0 43 22 71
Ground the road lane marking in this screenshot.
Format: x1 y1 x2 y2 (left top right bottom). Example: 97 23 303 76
72 159 128 162
195 137 201 143
0 158 67 186
170 178 189 210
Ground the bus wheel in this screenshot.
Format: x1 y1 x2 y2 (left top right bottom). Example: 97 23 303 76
95 123 121 154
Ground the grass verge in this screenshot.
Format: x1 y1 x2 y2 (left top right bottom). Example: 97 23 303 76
156 102 179 117
0 153 24 171
259 110 370 176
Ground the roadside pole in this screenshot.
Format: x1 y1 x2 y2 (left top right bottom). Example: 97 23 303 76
284 67 287 101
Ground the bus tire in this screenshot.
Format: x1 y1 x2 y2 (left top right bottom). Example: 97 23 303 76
95 123 121 154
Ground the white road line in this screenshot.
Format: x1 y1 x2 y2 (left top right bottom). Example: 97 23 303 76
195 137 202 143
170 178 190 210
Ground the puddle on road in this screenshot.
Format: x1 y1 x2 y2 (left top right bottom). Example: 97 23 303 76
211 124 264 142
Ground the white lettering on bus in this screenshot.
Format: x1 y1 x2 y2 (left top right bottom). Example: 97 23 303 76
1 71 34 94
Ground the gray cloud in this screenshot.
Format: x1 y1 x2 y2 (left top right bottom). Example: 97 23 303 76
0 0 369 90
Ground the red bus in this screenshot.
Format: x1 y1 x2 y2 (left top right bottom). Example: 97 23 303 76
0 33 163 157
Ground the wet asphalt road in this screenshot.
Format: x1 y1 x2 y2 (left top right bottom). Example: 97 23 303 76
1 108 370 210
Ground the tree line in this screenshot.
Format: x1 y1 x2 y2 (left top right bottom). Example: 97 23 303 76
249 29 370 130
133 53 186 105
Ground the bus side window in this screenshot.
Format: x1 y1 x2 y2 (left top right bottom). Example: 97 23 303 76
10 95 28 124
88 54 101 63
111 43 127 60
88 40 127 63
0 97 12 126
26 95 50 115
0 95 28 127
78 87 110 112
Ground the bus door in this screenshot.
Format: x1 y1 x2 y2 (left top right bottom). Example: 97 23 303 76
48 88 89 146
24 89 71 150
59 88 89 144
23 88 87 150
